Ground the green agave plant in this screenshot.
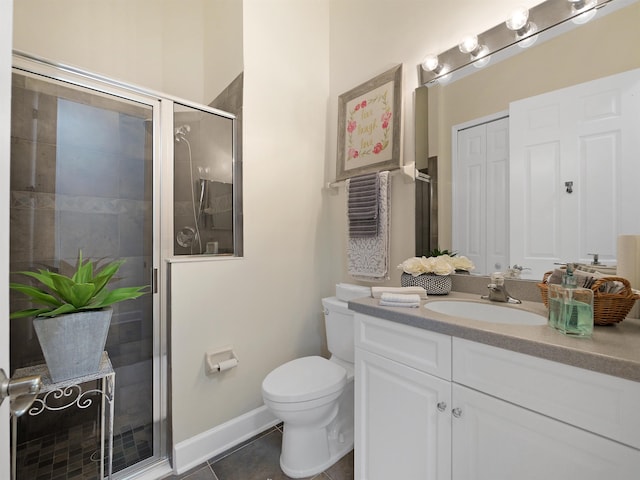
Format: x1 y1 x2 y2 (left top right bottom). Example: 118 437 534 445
10 251 148 319
426 247 458 258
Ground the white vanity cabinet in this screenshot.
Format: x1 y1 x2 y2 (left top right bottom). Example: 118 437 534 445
354 313 640 480
354 313 452 480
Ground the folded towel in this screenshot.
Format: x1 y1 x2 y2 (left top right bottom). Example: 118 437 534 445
379 294 421 308
379 301 420 308
380 293 422 303
347 172 379 237
347 171 391 282
372 286 427 299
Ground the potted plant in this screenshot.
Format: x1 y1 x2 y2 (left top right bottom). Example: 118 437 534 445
10 251 148 382
398 252 475 295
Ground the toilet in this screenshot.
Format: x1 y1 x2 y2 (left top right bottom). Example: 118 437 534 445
262 295 357 478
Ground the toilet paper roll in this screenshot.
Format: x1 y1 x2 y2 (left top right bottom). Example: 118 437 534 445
617 235 640 289
216 358 238 372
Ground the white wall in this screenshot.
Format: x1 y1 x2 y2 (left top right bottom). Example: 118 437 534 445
13 0 242 104
170 0 332 443
204 0 243 102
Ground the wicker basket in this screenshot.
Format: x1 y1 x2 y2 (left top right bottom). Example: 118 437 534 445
537 272 640 326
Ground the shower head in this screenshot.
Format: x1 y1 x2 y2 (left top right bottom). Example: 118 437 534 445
175 124 191 141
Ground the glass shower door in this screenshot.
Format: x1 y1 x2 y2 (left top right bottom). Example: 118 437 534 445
10 70 159 478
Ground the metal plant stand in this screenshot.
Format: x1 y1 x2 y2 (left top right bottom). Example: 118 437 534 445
11 352 115 480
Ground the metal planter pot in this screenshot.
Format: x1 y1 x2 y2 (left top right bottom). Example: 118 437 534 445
32 308 112 382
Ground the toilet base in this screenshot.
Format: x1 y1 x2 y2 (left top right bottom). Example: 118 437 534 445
279 381 354 478
280 424 354 478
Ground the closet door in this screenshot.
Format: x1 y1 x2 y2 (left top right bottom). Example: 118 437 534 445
455 124 486 273
510 68 640 278
453 117 509 275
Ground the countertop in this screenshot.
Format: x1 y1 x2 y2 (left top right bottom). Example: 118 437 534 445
348 292 640 383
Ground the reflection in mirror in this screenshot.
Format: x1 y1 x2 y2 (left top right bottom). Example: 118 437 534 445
416 0 640 280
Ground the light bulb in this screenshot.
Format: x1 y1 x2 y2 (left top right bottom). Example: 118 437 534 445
459 35 479 54
506 7 529 31
471 46 491 68
571 0 597 24
517 23 538 48
569 0 597 23
422 54 440 72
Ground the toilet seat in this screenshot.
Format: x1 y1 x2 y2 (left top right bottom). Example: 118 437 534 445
262 356 346 403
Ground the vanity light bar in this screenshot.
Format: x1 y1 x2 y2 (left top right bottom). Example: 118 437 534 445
418 0 616 86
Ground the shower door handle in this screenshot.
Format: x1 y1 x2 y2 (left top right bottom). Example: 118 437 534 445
152 268 159 294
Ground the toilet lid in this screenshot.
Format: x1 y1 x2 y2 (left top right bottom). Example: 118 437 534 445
262 356 346 403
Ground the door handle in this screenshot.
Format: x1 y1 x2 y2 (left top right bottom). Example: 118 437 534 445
0 368 42 417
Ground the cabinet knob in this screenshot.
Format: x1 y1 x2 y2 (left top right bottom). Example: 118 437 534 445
452 407 463 418
437 401 447 412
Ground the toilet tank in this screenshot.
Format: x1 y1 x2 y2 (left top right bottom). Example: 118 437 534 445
322 296 356 363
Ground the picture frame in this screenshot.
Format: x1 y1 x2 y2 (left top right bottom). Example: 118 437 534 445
336 64 402 181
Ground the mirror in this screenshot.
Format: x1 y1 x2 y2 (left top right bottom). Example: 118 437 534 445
416 0 640 280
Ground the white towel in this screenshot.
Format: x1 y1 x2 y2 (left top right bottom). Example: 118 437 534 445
371 286 427 299
379 292 421 308
380 293 421 303
347 171 390 282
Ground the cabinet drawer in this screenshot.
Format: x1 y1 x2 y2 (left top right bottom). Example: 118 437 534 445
453 337 640 450
355 313 451 380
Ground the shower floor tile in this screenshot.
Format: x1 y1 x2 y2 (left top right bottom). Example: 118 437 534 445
14 421 153 479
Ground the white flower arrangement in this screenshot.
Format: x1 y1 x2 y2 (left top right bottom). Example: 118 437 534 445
398 254 475 277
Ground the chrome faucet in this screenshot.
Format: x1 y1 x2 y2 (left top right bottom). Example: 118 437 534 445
481 272 522 304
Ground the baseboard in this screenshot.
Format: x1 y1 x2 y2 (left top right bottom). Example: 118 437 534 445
172 406 279 475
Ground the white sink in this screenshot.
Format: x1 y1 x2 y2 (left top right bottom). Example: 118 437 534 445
424 300 546 326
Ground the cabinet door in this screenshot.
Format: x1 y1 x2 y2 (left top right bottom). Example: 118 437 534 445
355 348 451 480
452 384 640 480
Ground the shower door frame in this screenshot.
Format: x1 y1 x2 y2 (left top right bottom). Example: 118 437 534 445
10 52 172 479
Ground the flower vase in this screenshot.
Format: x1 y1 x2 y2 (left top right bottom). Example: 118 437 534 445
401 272 452 295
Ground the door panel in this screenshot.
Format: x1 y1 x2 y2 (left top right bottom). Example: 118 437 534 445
355 348 451 480
510 68 640 278
454 117 509 275
9 68 158 478
452 384 640 480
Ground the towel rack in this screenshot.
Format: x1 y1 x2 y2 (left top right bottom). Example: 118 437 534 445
325 163 430 192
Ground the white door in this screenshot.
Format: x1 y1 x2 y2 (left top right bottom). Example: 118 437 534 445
454 117 509 275
510 68 640 278
452 384 640 480
355 348 451 480
485 119 510 274
1 1 13 477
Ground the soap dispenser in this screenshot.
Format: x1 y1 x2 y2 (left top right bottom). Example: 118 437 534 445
558 264 594 337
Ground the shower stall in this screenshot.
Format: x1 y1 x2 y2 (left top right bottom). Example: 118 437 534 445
173 104 236 256
9 53 240 479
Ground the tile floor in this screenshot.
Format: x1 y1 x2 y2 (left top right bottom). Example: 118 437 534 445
15 420 152 479
164 425 354 480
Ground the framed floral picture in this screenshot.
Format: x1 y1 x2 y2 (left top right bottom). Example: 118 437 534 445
336 64 402 181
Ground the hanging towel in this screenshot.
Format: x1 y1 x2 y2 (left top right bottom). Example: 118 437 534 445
347 171 390 282
347 172 379 237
